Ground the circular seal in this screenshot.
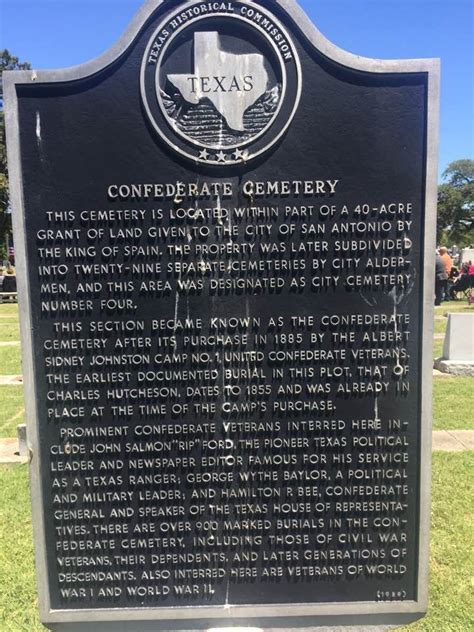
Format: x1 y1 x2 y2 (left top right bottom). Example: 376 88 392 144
141 1 302 166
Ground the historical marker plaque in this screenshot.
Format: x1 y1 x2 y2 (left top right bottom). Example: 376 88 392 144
4 0 439 629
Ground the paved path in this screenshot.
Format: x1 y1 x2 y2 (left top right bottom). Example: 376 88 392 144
1 431 473 464
0 341 21 347
0 375 23 385
0 438 27 464
432 430 474 451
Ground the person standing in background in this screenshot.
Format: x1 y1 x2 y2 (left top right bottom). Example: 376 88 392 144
439 247 453 277
438 247 452 301
435 252 447 305
2 269 17 293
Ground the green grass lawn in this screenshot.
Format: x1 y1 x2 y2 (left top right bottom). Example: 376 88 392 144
0 304 20 343
434 300 473 315
433 319 448 336
433 339 444 360
400 452 474 632
0 386 25 438
0 346 22 375
0 304 19 318
0 452 472 631
433 377 474 430
0 464 42 631
0 304 21 372
0 324 21 343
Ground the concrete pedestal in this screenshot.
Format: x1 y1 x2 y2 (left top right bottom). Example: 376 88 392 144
434 313 474 376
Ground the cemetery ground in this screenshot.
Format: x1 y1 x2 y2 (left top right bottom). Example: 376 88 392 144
0 302 472 630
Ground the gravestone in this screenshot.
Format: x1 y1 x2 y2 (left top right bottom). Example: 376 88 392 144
4 0 439 630
435 313 474 376
461 248 474 264
17 423 28 457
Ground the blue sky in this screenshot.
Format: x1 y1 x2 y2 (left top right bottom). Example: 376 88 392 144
1 0 473 180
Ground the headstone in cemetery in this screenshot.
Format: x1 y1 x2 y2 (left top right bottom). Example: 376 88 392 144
461 248 474 264
435 313 474 376
4 0 439 629
17 423 28 457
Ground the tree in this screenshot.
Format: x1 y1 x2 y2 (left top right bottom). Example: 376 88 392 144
437 159 474 247
1 50 32 258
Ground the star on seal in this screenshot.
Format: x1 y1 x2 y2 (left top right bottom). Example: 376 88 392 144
199 149 210 160
216 151 227 163
232 148 248 161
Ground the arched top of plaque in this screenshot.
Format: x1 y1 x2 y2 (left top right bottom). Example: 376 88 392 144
4 0 439 168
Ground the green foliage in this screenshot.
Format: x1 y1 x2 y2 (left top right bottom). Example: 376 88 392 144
0 50 31 249
437 159 474 247
0 108 9 244
0 50 31 78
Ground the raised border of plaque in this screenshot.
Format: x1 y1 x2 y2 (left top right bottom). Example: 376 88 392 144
4 0 439 629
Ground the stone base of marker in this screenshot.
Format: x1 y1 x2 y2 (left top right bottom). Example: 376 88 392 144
185 627 398 632
17 423 27 457
278 625 400 632
434 359 474 376
434 313 474 376
48 625 399 632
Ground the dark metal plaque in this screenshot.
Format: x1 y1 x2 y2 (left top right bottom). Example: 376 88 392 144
4 0 439 629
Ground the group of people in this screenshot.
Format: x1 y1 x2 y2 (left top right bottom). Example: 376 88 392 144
0 266 17 293
435 247 474 305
